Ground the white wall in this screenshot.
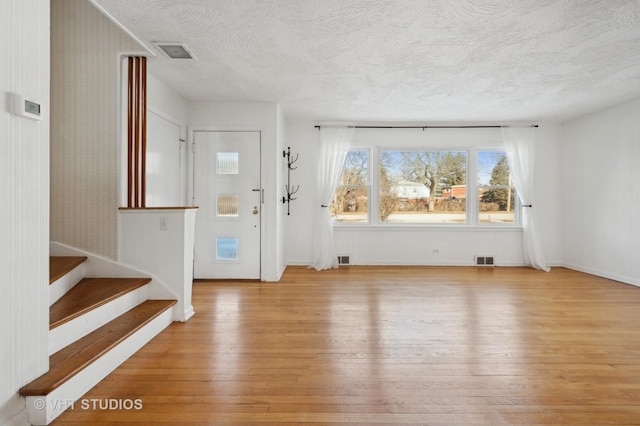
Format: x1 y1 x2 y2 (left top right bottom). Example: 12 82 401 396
188 101 286 281
561 97 640 285
285 121 562 267
147 74 188 129
533 123 563 265
0 0 50 424
50 0 147 259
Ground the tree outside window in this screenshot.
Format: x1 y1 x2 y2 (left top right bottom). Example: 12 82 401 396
379 150 467 223
331 148 519 226
478 151 516 224
331 150 369 222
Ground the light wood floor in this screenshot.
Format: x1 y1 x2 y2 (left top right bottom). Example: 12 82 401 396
53 266 640 425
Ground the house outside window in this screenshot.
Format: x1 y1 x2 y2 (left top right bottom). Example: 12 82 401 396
379 150 467 223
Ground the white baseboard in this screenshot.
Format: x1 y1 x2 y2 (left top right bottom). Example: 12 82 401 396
3 407 29 426
181 304 195 322
285 260 531 268
561 263 640 287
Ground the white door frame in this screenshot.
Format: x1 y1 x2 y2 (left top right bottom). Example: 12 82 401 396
187 126 265 280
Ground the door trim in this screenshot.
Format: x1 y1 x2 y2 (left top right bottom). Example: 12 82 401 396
188 127 265 280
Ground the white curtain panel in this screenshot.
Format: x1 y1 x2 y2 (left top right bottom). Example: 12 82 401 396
310 125 354 271
501 126 550 272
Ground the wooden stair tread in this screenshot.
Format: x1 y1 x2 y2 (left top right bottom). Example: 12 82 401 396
50 256 87 284
50 278 151 329
20 300 176 396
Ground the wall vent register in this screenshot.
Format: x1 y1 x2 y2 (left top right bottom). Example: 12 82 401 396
476 256 495 266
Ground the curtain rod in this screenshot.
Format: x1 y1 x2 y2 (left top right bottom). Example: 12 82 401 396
314 125 538 130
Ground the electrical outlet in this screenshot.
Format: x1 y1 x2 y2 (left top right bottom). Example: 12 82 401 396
160 216 168 230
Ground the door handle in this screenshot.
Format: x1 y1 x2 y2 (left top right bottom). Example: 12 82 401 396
252 188 264 204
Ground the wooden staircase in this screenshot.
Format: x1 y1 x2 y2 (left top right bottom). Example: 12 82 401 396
20 256 176 425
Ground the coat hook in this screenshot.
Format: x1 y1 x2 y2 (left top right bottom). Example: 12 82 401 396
282 147 299 215
288 153 299 170
288 185 300 201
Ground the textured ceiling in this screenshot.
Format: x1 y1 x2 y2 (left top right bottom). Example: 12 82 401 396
92 0 640 122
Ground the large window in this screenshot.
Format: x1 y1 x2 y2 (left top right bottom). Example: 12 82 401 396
332 148 519 226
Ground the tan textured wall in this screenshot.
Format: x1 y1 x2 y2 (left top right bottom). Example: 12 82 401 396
0 0 50 422
51 0 146 258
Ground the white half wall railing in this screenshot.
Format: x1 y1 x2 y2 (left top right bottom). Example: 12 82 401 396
117 207 198 322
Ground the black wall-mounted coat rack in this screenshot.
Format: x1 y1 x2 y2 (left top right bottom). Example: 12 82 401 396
282 147 299 215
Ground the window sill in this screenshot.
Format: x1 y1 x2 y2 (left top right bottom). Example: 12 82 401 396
332 224 522 232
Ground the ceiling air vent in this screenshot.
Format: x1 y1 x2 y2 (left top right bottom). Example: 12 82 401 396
153 42 196 59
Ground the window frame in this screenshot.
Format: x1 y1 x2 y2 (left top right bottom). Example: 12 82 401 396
332 146 522 228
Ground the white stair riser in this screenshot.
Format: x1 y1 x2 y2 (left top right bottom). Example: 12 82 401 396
49 285 150 355
49 264 85 306
26 306 174 425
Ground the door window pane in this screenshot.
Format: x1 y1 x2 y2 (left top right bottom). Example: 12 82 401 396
217 194 239 217
216 237 238 260
216 152 239 174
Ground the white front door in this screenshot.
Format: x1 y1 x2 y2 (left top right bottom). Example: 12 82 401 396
192 131 261 279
